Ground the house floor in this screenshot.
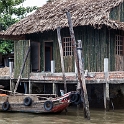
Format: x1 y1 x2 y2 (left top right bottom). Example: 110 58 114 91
29 71 124 84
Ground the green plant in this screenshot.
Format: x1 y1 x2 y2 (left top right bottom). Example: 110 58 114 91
0 0 37 54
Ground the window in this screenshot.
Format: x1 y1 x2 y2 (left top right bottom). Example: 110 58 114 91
115 35 124 56
63 37 73 56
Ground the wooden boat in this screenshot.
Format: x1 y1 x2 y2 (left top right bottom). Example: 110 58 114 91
0 89 81 113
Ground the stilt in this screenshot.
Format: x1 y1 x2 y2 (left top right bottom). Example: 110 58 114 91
10 80 15 93
65 11 90 120
56 84 59 95
53 83 56 94
104 58 110 111
29 80 32 94
24 82 28 94
103 83 110 110
10 79 12 91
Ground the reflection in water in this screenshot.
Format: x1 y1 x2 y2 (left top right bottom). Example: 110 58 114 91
0 107 124 124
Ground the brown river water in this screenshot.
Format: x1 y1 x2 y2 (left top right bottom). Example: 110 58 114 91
0 107 124 124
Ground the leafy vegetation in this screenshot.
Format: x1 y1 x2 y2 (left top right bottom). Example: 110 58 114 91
0 0 37 54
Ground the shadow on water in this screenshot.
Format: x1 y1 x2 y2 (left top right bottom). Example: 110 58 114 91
0 107 124 124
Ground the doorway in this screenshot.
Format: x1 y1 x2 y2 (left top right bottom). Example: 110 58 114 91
31 41 40 72
45 42 53 72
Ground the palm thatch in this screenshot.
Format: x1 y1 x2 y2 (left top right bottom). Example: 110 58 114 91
0 0 124 39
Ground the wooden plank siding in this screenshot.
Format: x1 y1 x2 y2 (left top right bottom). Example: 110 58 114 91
74 26 110 72
31 26 117 73
26 25 124 73
39 29 75 73
109 2 124 70
40 30 62 72
14 40 30 79
71 26 112 72
110 2 124 22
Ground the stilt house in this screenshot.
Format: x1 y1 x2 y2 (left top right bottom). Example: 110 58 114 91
1 0 124 108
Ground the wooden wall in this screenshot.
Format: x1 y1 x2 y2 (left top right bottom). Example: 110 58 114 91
109 2 124 71
14 40 30 79
41 29 75 72
33 26 119 72
26 25 120 73
38 26 117 72
110 2 124 22
74 26 116 72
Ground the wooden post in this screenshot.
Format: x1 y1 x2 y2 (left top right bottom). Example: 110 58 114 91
51 60 55 73
104 58 110 111
9 59 13 91
57 27 67 93
29 80 32 94
75 61 78 73
76 41 81 91
24 82 28 94
10 80 15 93
77 40 83 91
65 11 90 120
53 83 56 94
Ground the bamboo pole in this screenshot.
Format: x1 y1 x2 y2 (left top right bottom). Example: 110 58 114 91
65 10 90 120
57 27 67 93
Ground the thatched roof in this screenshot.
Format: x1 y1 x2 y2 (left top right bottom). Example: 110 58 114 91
0 0 124 39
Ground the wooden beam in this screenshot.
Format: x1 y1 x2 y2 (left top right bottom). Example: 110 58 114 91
65 11 90 120
57 27 67 93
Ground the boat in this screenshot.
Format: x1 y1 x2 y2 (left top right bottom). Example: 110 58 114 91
0 89 81 113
